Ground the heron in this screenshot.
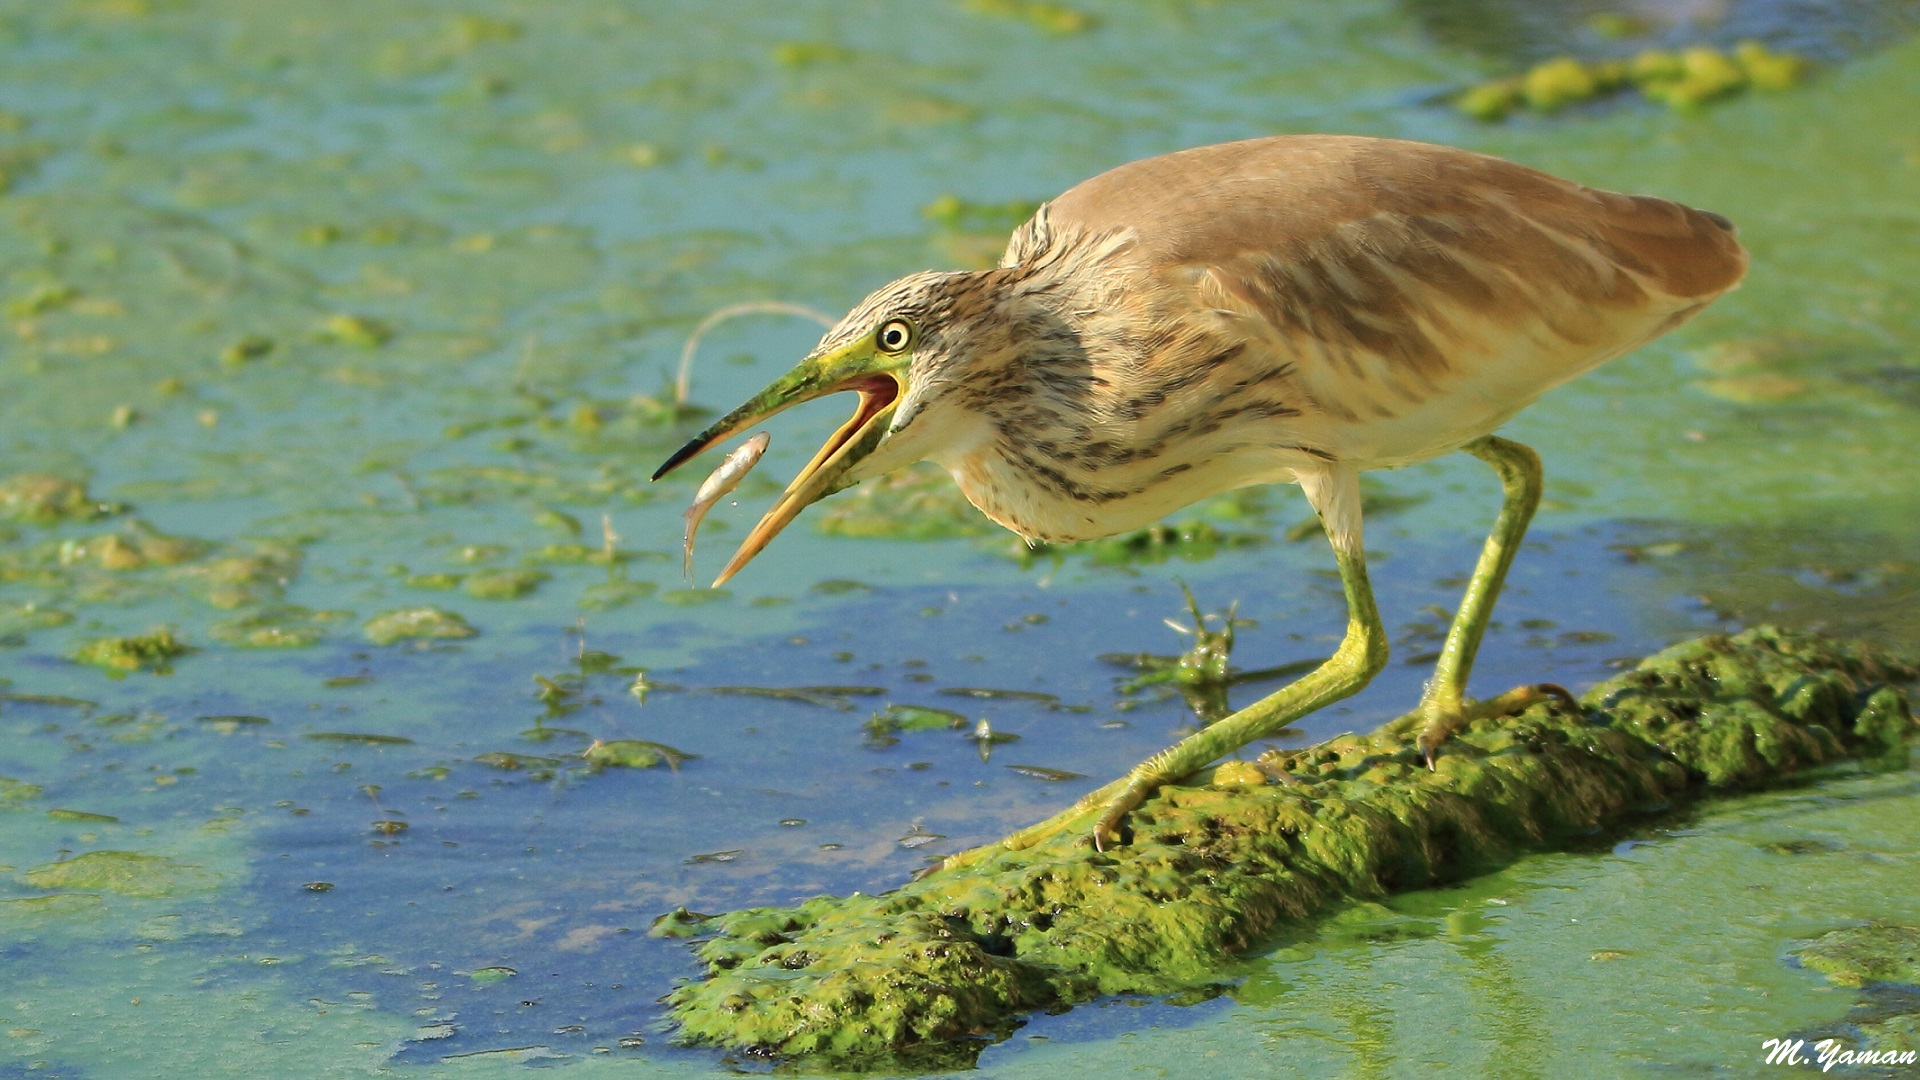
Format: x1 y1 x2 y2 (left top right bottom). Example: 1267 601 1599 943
653 135 1747 859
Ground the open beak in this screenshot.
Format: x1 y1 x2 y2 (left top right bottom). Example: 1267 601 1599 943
652 341 906 586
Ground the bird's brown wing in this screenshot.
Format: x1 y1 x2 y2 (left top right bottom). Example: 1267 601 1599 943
1013 135 1747 410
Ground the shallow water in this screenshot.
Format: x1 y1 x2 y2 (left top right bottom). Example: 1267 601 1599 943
2 2 1917 1076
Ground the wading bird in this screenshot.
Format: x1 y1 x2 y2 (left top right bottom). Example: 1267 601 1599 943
654 135 1746 860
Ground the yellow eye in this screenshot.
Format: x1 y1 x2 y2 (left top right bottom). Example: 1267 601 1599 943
876 319 913 353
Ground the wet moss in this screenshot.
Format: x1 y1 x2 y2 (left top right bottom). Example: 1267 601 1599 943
363 606 475 646
665 628 1915 1065
1796 924 1920 989
71 629 190 676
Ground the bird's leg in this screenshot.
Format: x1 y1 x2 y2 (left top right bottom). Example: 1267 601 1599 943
1090 538 1388 845
935 514 1389 872
1406 435 1574 765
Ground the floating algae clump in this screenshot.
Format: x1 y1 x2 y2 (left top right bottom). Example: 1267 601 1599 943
0 473 118 524
209 606 350 649
72 629 191 676
1456 40 1808 121
464 568 549 600
583 739 697 770
25 851 217 898
814 463 998 541
664 628 1915 1065
364 606 476 646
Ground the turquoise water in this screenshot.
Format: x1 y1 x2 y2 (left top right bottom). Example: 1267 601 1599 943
2 2 1917 1075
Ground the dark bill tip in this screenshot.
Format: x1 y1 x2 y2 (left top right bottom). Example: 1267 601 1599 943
652 435 713 482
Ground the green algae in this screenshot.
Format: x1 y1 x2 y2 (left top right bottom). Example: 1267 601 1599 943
23 850 218 898
665 628 1916 1064
67 528 208 571
0 893 106 923
474 750 562 773
1796 924 1920 989
207 605 346 648
1104 587 1248 722
582 739 696 770
0 525 301 617
0 604 74 639
363 605 475 646
317 313 393 348
1 776 43 803
303 732 414 746
46 808 119 823
813 463 998 541
463 567 548 599
1456 41 1810 121
961 0 1095 35
178 543 305 610
0 2 1910 1073
524 542 605 565
920 194 1043 233
1020 519 1264 567
0 473 118 524
822 477 1287 564
864 704 973 750
0 691 95 709
71 628 190 676
1793 924 1920 1060
876 704 969 732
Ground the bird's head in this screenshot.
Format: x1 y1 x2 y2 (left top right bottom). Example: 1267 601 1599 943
653 270 999 585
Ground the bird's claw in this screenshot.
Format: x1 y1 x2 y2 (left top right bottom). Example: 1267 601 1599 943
1414 681 1583 768
1417 721 1454 771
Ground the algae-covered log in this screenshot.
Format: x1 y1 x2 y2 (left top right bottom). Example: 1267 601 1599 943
663 628 1915 1066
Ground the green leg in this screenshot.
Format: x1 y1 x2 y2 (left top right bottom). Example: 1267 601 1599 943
1407 435 1572 765
937 533 1389 872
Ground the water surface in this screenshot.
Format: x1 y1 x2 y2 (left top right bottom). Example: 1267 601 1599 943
2 2 1917 1075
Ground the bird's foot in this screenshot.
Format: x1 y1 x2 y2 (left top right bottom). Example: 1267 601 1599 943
1411 682 1578 768
924 765 1174 877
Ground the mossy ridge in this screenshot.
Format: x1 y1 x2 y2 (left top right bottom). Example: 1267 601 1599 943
664 627 1916 1065
1796 924 1920 989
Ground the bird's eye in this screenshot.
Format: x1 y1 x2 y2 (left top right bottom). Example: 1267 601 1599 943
875 319 914 354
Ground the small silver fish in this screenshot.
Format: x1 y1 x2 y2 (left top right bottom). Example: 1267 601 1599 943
683 432 770 583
